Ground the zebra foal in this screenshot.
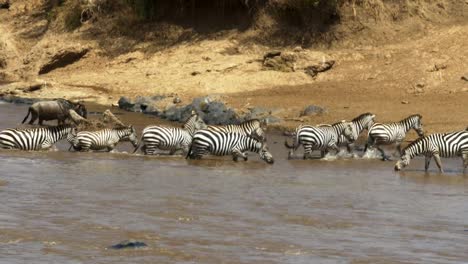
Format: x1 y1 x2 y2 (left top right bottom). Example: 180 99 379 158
285 121 355 159
365 114 424 160
186 130 274 164
394 130 468 173
69 126 138 152
134 112 206 155
0 125 73 151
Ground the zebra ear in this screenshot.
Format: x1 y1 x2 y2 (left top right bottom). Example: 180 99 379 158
191 110 197 116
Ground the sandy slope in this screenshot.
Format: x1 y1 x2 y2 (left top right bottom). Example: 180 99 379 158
0 1 467 134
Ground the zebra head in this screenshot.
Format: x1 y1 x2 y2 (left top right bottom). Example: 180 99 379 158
394 153 411 171
408 114 424 137
257 141 274 164
353 112 376 130
341 121 356 142
184 111 207 135
120 125 138 147
250 127 266 142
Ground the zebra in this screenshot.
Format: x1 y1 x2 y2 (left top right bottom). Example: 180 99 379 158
186 130 274 164
0 125 73 151
394 130 468 173
322 113 376 154
365 114 424 160
284 121 355 159
134 112 206 155
69 126 138 152
207 119 267 142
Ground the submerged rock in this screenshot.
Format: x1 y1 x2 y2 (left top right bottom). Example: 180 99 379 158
110 239 147 250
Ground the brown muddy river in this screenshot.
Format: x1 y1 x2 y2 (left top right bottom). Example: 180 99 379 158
0 101 467 264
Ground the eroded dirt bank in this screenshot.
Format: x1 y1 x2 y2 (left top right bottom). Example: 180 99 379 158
0 0 467 133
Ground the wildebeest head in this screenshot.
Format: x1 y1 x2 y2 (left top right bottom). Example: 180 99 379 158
73 102 87 119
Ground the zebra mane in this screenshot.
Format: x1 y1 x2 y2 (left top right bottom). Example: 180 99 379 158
352 112 374 122
405 114 422 120
403 136 426 152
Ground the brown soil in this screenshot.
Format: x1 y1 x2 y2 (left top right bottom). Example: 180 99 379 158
0 0 467 135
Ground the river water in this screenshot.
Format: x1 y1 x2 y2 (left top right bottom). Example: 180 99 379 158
0 101 467 264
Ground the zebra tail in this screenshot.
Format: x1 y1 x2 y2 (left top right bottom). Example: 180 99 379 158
21 108 31 124
132 137 142 154
284 131 298 149
185 144 193 159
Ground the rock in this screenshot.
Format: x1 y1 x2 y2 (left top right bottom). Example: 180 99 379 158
0 57 6 68
162 96 239 125
263 51 281 60
191 71 201 76
18 20 48 39
22 83 43 93
110 239 147 250
304 60 335 78
118 96 135 111
401 100 409 104
263 56 295 72
293 46 303 52
173 97 181 104
38 46 90 74
118 95 166 114
461 75 468 82
300 105 327 116
0 0 9 9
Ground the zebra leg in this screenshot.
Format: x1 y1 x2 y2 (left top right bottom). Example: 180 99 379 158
433 154 444 173
232 149 247 162
303 145 312 159
377 147 388 161
106 145 115 152
425 154 432 171
462 153 467 173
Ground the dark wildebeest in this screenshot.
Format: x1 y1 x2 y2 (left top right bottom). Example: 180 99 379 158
22 99 87 125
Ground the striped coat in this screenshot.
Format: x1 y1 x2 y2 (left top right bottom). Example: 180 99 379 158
395 130 468 173
187 129 274 164
207 119 267 142
70 126 138 152
285 121 355 159
0 125 73 151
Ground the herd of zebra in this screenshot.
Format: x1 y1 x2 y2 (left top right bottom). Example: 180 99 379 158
0 108 467 173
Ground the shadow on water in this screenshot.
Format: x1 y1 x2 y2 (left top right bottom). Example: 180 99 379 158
0 102 467 264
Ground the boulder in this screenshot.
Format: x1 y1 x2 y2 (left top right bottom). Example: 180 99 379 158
162 96 239 125
38 46 90 74
300 105 327 116
118 95 166 114
0 0 9 9
304 60 335 78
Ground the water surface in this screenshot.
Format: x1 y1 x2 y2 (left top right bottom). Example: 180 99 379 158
0 102 467 264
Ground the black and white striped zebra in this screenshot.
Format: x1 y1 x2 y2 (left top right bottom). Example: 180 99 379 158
70 126 138 152
0 125 73 151
284 121 355 159
394 130 468 173
207 119 267 142
365 114 424 160
134 112 206 155
186 129 274 164
335 113 375 153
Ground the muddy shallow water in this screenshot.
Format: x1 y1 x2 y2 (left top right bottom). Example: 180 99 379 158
0 101 467 264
